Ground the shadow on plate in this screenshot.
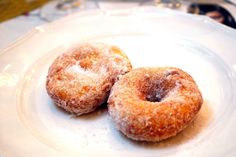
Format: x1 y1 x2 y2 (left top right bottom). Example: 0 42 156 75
52 98 212 148
75 103 108 120
51 100 108 120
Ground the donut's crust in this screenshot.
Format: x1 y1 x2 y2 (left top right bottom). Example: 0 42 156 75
108 67 203 142
46 43 132 116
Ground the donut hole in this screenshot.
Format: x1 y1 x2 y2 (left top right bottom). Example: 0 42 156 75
145 84 170 102
146 91 164 102
139 76 176 103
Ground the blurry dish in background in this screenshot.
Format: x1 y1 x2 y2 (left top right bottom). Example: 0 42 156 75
154 0 182 9
40 0 98 21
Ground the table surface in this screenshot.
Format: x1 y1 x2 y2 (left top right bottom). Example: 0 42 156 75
0 0 235 50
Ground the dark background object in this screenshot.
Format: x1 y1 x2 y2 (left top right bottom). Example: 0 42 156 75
0 0 49 23
188 3 236 29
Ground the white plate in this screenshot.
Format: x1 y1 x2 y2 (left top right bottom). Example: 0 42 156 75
1 7 236 157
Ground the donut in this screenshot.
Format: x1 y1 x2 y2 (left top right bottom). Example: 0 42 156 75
108 67 203 142
46 43 132 116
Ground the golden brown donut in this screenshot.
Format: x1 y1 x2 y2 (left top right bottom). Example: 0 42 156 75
108 67 203 142
46 43 132 116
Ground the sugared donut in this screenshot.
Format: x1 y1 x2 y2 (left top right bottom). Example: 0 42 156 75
46 43 132 116
108 67 203 142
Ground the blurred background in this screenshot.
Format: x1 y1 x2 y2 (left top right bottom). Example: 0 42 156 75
0 0 236 49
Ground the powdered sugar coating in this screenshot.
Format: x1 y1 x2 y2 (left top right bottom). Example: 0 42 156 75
108 67 203 142
46 43 132 116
